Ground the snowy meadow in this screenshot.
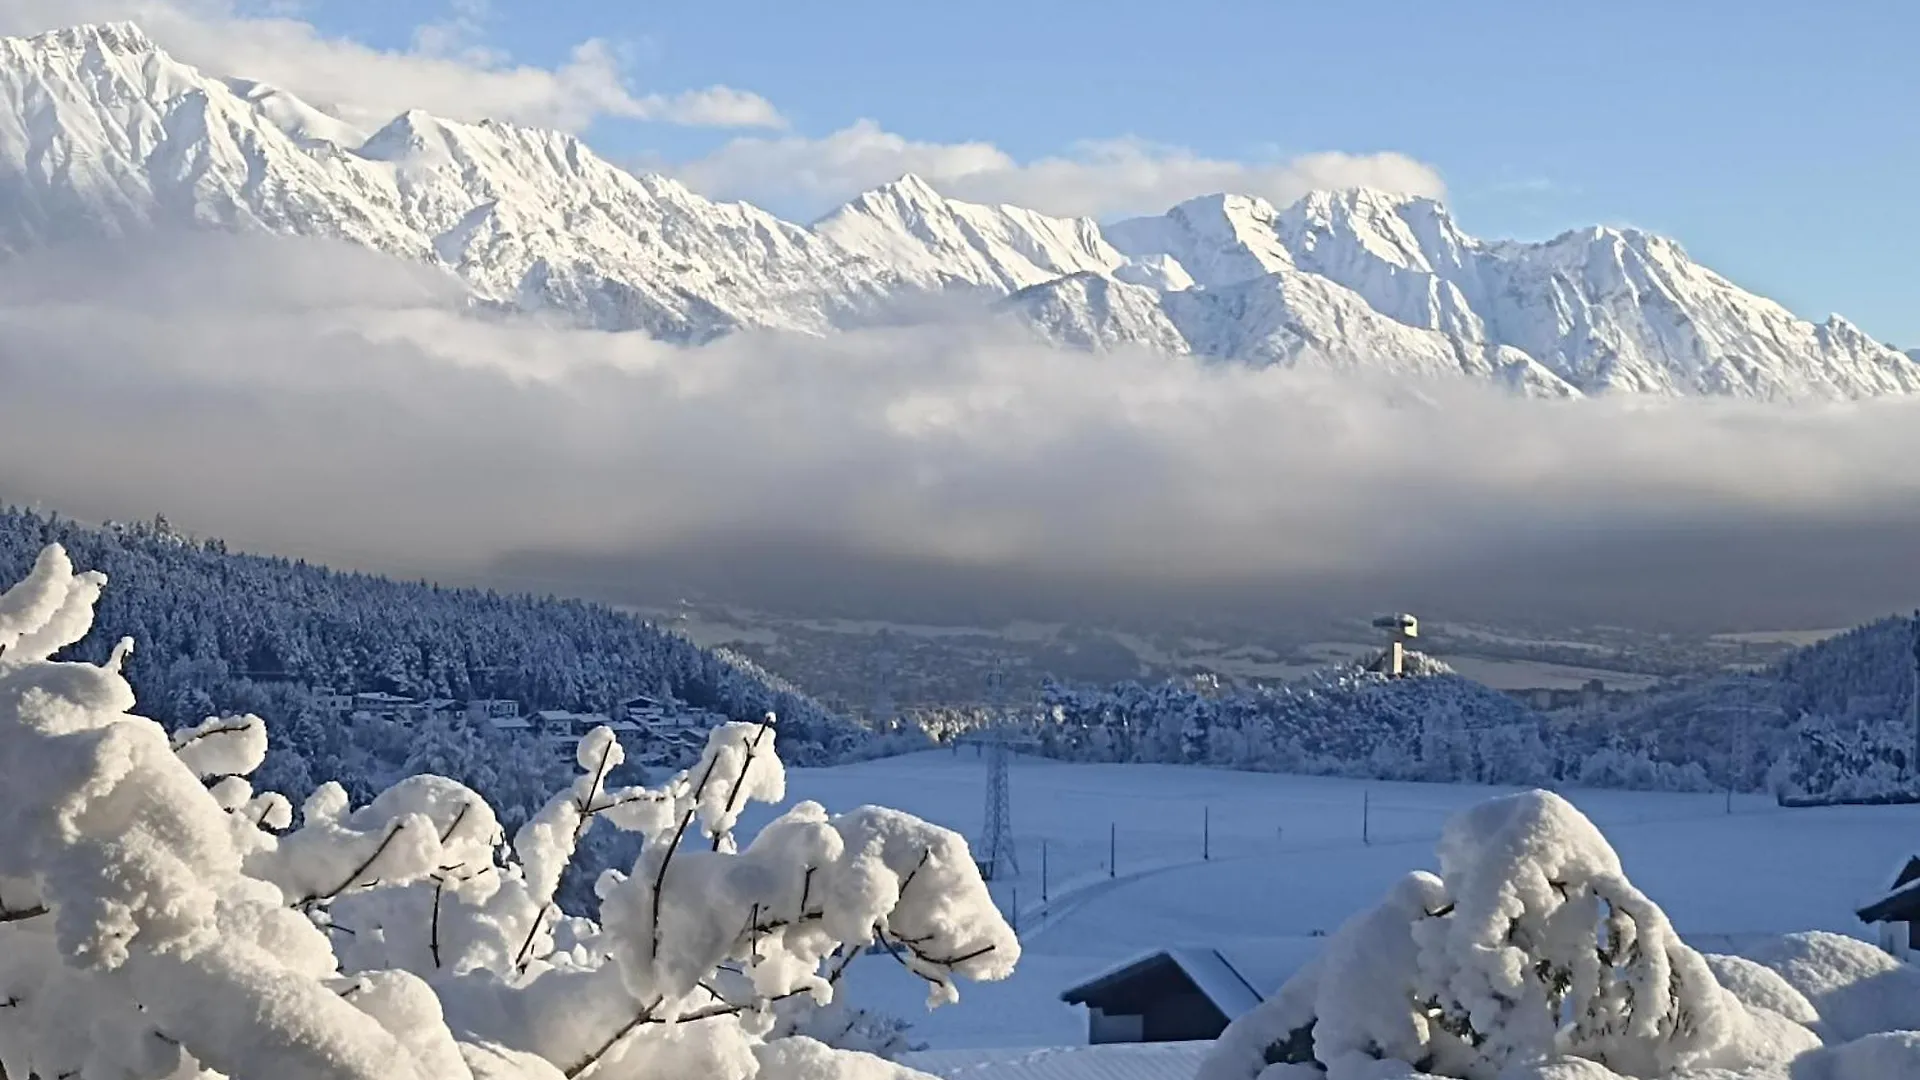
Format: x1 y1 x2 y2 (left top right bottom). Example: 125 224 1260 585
768 753 1920 1055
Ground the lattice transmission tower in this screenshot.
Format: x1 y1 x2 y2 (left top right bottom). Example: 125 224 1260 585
977 665 1018 882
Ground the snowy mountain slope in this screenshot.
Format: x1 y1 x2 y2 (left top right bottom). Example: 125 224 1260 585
1005 259 1581 395
811 174 1126 293
0 22 896 339
1148 187 1920 399
0 21 1912 401
1002 272 1190 355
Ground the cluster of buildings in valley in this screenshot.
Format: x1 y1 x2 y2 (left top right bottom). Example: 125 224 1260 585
308 688 725 768
1504 678 1636 714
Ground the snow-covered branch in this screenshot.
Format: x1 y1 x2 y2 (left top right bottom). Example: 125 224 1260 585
0 545 1017 1080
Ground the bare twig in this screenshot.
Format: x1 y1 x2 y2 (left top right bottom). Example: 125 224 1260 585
587 790 665 815
512 904 552 973
897 849 932 897
748 902 761 968
430 874 450 969
0 904 48 924
569 740 618 847
170 720 255 752
872 925 998 985
299 822 408 909
565 996 664 1079
709 714 775 851
438 803 473 845
648 747 729 961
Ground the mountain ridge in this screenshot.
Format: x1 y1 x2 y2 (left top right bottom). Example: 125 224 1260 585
0 20 1913 401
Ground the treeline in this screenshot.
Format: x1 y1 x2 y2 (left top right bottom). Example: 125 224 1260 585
970 657 1719 792
0 507 869 801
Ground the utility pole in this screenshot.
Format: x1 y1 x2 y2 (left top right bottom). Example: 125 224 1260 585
1041 840 1049 904
1109 822 1116 878
1727 710 1748 815
1363 791 1371 845
1203 806 1211 861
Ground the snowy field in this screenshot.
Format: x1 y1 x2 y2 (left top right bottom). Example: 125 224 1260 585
742 750 1920 1050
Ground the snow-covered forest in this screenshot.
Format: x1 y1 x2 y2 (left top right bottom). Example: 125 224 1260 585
1016 662 1722 793
0 543 1016 1080
1008 619 1920 801
0 506 876 797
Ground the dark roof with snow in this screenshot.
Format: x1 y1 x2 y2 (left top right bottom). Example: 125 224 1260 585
1858 855 1920 924
1059 939 1322 1021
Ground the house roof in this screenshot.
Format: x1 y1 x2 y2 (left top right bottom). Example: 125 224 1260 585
1059 939 1322 1021
1857 855 1920 924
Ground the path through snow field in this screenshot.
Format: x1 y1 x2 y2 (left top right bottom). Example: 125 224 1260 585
739 751 1920 1049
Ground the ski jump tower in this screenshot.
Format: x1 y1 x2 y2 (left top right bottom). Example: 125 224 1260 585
1372 612 1420 677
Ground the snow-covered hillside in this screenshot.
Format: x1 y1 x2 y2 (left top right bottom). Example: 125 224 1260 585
2 21 1915 400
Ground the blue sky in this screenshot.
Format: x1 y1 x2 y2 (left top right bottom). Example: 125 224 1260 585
56 0 1920 344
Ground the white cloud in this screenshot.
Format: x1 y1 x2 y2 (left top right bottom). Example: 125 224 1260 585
1 234 1917 631
665 119 1446 220
0 0 786 131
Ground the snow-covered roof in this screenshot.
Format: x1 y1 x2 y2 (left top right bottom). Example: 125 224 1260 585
902 1041 1211 1080
1213 938 1327 1001
1059 938 1322 1021
1859 874 1920 924
1165 948 1263 1019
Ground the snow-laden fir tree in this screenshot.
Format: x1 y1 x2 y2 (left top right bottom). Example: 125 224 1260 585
0 545 1017 1080
1195 789 1827 1080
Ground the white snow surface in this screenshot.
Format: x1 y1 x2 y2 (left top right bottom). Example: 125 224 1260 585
0 21 1913 399
903 1041 1211 1080
752 751 1920 1060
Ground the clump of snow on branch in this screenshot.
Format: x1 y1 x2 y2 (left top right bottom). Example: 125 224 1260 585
1197 789 1858 1080
0 544 1016 1080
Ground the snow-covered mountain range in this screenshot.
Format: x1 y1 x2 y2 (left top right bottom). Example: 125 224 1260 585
3 21 1915 400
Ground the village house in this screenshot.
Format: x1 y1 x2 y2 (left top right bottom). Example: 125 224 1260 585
1058 939 1322 1045
1858 854 1920 958
306 685 728 766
